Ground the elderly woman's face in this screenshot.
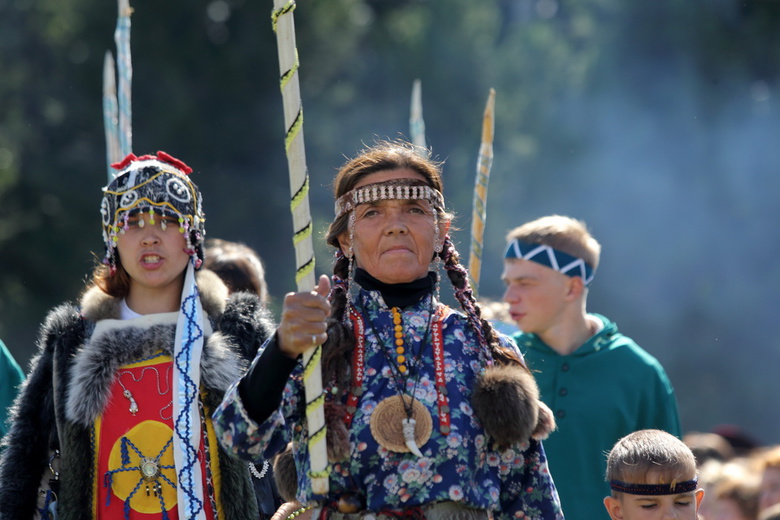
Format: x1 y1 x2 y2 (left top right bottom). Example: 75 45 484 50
338 169 448 284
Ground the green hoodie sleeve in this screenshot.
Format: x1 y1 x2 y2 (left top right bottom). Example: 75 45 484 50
0 339 25 439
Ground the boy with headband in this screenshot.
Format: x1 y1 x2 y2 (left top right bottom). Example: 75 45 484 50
604 429 704 520
501 214 681 519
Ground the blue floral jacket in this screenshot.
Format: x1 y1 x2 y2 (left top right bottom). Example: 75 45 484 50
213 290 564 519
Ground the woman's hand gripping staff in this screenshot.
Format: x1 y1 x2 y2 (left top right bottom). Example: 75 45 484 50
278 274 331 359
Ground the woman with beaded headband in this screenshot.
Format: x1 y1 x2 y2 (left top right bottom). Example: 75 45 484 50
0 151 276 520
213 141 564 520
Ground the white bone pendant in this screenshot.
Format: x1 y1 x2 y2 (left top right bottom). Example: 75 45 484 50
402 418 423 457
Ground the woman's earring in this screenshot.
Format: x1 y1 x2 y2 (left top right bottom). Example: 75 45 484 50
432 223 443 299
433 217 443 254
346 212 357 291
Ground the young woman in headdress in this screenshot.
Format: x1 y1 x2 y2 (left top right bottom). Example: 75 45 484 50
214 141 564 519
0 152 275 520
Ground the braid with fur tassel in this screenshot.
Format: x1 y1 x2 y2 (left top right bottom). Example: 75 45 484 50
440 235 542 445
439 235 524 368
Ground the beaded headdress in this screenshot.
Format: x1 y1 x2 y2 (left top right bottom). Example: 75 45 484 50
101 151 205 274
504 238 595 286
334 178 445 218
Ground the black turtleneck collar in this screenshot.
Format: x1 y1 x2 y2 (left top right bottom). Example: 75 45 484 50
354 268 437 309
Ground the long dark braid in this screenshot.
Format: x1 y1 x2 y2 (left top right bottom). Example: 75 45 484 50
439 235 524 368
320 250 356 461
323 251 354 389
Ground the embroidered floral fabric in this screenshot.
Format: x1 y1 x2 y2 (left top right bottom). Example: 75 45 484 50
214 290 564 520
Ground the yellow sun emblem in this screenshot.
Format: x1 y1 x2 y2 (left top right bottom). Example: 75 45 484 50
107 420 178 513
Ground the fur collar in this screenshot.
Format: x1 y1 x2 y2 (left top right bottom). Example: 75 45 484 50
66 269 241 426
79 268 229 321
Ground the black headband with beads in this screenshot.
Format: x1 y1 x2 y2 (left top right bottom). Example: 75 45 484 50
610 479 698 495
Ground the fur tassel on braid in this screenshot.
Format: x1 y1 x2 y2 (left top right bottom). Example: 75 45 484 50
439 235 549 446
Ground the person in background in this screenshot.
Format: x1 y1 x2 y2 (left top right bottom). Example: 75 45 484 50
0 339 24 442
213 141 563 519
501 214 681 519
684 431 736 467
204 238 269 305
0 151 275 519
759 503 780 520
478 298 520 337
758 446 780 514
204 237 283 519
712 425 762 459
709 464 761 520
603 429 704 520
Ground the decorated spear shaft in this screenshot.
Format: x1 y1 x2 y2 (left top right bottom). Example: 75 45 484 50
468 89 496 296
114 0 133 158
409 79 426 155
103 51 121 182
271 0 329 495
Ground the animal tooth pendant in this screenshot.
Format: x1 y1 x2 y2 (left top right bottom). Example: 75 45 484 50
402 418 423 457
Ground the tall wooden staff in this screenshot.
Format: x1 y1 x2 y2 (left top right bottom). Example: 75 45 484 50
271 0 329 495
468 89 496 296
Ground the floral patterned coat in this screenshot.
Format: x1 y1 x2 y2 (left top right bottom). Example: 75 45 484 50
214 289 564 520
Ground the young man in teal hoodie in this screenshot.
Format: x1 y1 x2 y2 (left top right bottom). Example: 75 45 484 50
502 215 681 520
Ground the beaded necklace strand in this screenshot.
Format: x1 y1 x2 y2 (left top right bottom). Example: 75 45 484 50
366 303 432 411
344 304 452 435
392 307 408 374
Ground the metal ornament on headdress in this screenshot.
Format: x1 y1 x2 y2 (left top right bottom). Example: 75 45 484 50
101 151 205 274
334 178 445 218
504 238 595 286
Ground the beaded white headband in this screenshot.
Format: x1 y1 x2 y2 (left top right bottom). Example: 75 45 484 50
334 178 444 218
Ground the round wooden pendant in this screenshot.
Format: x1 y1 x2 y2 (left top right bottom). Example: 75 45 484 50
369 395 432 453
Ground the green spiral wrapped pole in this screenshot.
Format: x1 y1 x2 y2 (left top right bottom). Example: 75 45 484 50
271 0 329 495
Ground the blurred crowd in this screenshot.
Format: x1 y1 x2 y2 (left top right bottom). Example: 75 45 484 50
684 427 780 520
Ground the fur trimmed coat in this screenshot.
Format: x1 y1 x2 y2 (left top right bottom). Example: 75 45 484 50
0 270 275 520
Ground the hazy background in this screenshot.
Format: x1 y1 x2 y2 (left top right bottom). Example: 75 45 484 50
1 0 779 444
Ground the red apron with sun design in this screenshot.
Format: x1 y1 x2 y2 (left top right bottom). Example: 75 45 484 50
94 355 219 519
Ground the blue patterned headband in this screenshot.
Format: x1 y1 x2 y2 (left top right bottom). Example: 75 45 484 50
504 239 595 286
610 479 698 495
